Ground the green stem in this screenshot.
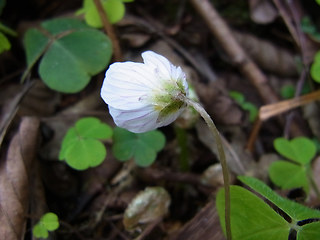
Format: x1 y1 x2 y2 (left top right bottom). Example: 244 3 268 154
185 98 232 240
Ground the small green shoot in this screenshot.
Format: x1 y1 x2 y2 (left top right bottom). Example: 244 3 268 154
32 212 59 239
216 176 320 240
229 91 258 122
78 0 134 28
59 117 112 170
269 137 317 193
112 127 165 167
23 18 112 93
311 51 320 83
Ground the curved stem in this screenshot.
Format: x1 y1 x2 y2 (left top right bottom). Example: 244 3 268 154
184 98 232 240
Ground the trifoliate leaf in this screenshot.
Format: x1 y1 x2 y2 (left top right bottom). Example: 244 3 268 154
269 160 309 192
297 222 320 240
83 0 125 28
274 137 316 164
59 117 112 170
112 127 166 167
75 117 112 139
23 18 112 93
238 176 320 220
216 185 289 240
41 212 59 231
32 223 49 238
65 138 106 170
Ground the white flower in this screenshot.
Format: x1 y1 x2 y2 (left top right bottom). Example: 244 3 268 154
100 51 189 133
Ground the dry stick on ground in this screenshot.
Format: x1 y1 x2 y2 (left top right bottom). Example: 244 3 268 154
190 0 306 150
190 0 279 105
93 0 123 61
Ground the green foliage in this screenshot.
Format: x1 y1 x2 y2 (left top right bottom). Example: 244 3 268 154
216 176 320 240
0 1 17 55
59 117 112 170
229 91 258 122
301 16 320 41
311 51 320 83
112 127 166 167
0 32 9 53
32 212 59 239
23 18 112 93
280 84 310 99
79 0 133 28
269 137 316 192
317 0 320 5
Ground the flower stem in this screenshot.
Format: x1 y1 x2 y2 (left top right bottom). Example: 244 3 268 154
185 98 232 240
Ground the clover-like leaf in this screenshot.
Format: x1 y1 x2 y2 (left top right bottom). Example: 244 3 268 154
82 0 125 28
216 185 289 240
269 160 309 192
33 224 49 238
41 212 59 231
112 127 166 167
59 117 112 170
217 177 320 240
238 176 320 221
274 137 316 164
32 212 59 239
23 18 112 93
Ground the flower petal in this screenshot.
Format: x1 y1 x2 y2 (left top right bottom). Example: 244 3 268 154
101 62 160 110
109 105 160 133
142 51 173 80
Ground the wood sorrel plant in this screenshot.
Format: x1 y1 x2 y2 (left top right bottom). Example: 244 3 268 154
100 51 232 239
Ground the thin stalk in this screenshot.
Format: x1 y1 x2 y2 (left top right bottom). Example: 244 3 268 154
184 98 231 240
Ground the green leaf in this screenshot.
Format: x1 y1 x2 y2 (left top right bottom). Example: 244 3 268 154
23 29 49 68
39 28 112 93
33 223 49 238
65 138 106 170
59 128 78 160
216 185 289 240
317 0 320 6
229 91 245 104
75 117 113 139
41 17 90 35
298 221 320 240
280 85 295 99
311 61 320 83
23 18 112 93
112 127 166 167
59 117 112 170
238 176 320 221
274 137 316 164
0 32 10 54
41 212 59 231
83 0 125 28
241 102 258 122
269 160 309 191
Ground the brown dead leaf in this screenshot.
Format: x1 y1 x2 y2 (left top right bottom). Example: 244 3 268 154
0 117 40 240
